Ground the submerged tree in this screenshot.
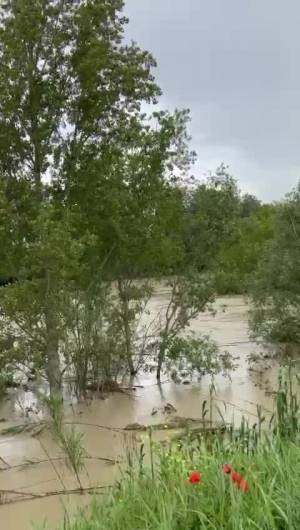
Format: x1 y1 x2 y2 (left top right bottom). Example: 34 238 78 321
0 206 89 397
154 273 216 381
131 272 234 382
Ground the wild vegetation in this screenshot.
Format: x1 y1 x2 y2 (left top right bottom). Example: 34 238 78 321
58 368 300 530
249 183 300 349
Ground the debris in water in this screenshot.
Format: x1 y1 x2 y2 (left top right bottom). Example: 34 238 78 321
124 423 145 431
163 403 177 414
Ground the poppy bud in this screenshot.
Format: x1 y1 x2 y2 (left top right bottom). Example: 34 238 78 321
223 463 232 474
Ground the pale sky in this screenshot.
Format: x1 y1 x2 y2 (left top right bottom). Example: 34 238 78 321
124 0 300 201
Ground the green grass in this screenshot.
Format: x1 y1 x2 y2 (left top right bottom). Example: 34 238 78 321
57 366 300 529
62 436 300 530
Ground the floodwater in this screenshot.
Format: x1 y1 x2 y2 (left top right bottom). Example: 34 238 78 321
0 293 279 529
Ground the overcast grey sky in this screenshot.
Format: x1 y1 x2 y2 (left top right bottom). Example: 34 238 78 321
124 0 300 201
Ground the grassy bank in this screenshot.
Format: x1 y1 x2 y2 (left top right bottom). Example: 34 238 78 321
57 368 300 530
61 439 300 529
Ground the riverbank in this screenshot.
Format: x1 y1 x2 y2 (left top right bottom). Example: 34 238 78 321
61 437 300 530
60 369 300 530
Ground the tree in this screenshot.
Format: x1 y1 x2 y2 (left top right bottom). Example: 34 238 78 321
240 193 261 218
0 0 193 394
98 111 190 375
0 206 88 397
61 280 129 398
216 204 276 293
0 0 192 276
185 165 240 272
0 0 160 189
249 183 300 348
185 173 276 294
155 273 216 381
133 272 233 382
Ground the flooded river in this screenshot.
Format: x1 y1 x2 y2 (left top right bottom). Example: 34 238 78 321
0 294 279 529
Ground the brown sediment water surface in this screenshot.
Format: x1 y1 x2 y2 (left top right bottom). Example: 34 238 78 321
0 294 279 529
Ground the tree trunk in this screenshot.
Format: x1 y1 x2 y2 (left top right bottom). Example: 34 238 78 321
156 346 165 382
118 279 136 376
45 312 62 399
46 346 62 399
124 315 136 376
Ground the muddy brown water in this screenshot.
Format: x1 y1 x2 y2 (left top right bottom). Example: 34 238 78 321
0 294 279 529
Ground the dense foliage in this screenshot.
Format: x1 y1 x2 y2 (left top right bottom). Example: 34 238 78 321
249 184 300 347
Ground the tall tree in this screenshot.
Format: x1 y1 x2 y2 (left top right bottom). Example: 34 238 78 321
185 165 240 272
249 183 300 347
240 193 261 218
0 0 192 394
0 0 160 193
216 203 276 293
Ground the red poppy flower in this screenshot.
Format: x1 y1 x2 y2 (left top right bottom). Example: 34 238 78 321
189 471 202 484
231 471 243 484
230 470 250 492
223 463 232 474
238 477 250 492
223 463 250 492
